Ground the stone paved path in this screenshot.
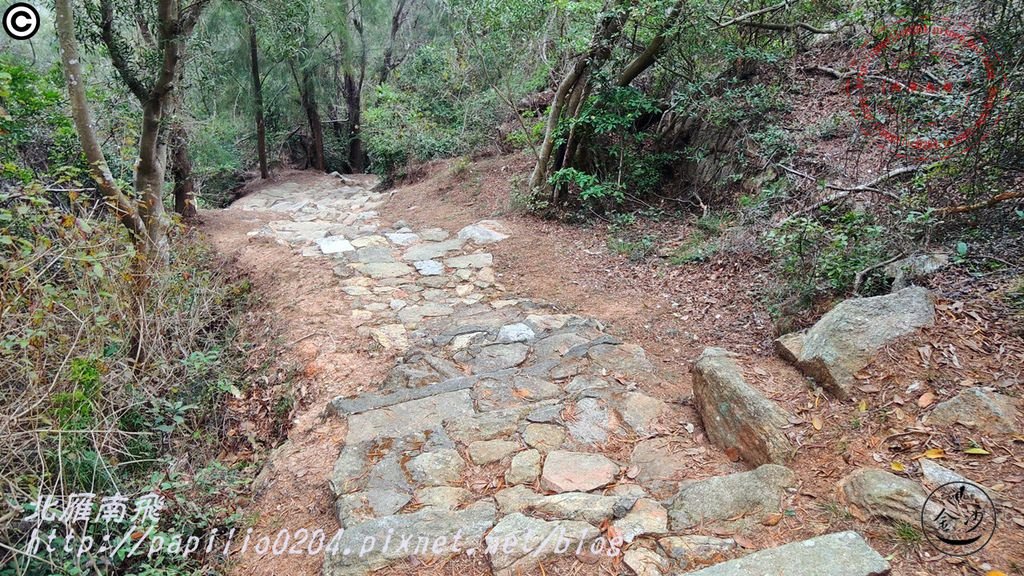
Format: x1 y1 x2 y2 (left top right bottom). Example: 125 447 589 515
231 175 891 576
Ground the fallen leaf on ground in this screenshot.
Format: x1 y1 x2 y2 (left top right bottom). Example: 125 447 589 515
811 416 823 431
921 448 946 459
918 392 935 408
762 513 783 526
733 534 755 549
964 447 991 455
891 461 906 472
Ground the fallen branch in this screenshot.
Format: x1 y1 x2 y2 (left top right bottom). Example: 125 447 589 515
775 162 942 227
740 20 844 34
713 1 789 29
934 189 1024 215
853 252 905 295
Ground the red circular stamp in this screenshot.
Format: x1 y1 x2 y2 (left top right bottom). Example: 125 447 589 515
846 19 1002 162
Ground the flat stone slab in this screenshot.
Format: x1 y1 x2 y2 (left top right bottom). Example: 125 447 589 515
401 239 465 261
318 235 356 254
445 253 493 269
668 464 795 530
680 531 890 576
385 232 420 246
541 450 619 492
345 390 475 444
330 375 477 416
458 220 509 244
322 502 496 576
414 259 444 276
357 262 414 279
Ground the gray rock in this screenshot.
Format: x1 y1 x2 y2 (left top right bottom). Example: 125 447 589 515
413 259 444 276
417 228 449 241
354 245 394 263
345 390 475 444
473 375 560 411
613 498 668 543
587 343 655 380
444 405 527 443
680 531 889 576
457 220 509 244
523 423 566 452
841 467 933 525
358 261 414 279
534 333 590 360
362 454 413 517
927 387 1019 434
668 464 795 530
630 437 691 499
565 396 616 445
918 460 996 502
494 486 626 524
541 450 619 493
623 547 667 576
397 302 455 325
468 439 520 465
691 348 794 466
330 375 476 416
775 287 935 399
884 252 949 291
468 343 529 373
485 513 599 575
401 238 465 261
526 404 563 424
497 322 536 343
414 486 473 510
318 235 356 254
407 449 466 486
445 253 493 269
659 535 736 564
385 232 420 246
617 392 667 437
506 449 541 485
322 502 495 576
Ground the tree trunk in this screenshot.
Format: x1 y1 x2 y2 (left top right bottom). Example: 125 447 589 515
303 71 325 172
170 122 197 218
54 0 145 241
529 4 629 201
249 22 269 179
344 72 364 172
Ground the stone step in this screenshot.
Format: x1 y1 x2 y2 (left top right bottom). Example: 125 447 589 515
679 531 889 576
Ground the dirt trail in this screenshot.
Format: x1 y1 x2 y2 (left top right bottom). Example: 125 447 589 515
201 166 1022 576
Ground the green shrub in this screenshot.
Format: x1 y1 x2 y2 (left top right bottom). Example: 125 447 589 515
765 210 887 304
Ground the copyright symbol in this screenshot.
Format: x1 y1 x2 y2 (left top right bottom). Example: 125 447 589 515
4 3 40 40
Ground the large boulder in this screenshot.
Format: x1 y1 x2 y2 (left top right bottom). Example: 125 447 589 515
691 348 794 465
775 287 935 399
679 531 890 576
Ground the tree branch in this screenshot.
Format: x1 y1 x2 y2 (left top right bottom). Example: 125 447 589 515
98 0 149 101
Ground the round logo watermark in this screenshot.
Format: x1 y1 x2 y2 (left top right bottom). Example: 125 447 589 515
847 19 1002 162
921 480 997 557
3 2 40 40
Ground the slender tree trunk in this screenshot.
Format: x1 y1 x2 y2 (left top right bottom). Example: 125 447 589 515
344 72 364 172
170 122 197 218
249 23 269 179
54 0 145 240
300 69 326 172
529 4 629 201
